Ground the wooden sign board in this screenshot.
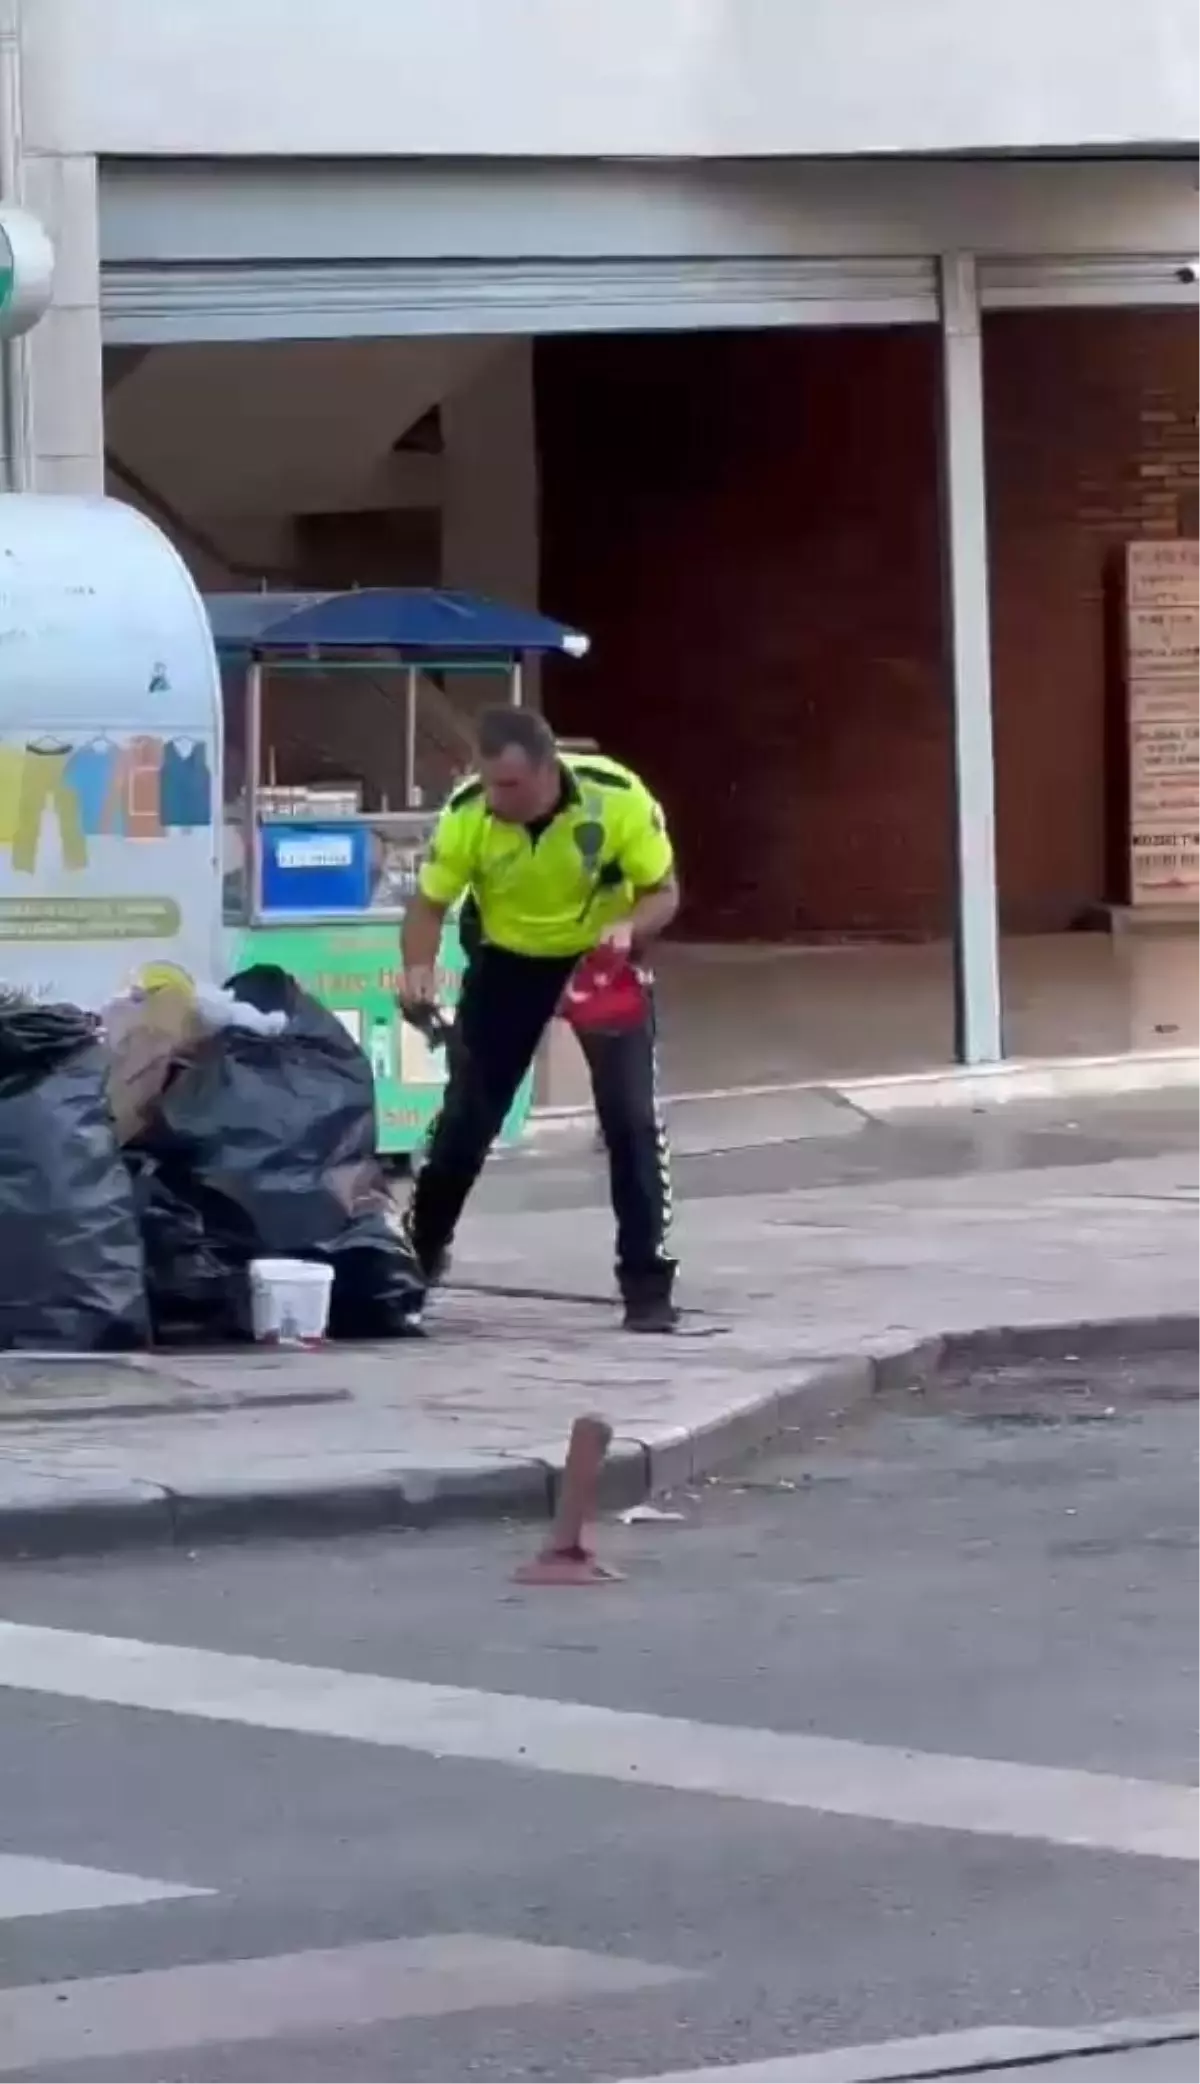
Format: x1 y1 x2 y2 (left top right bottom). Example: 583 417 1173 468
1125 542 1199 909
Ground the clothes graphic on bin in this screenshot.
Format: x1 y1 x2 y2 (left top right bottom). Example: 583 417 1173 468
9 744 89 874
160 740 212 830
101 736 164 839
0 743 23 847
64 740 120 835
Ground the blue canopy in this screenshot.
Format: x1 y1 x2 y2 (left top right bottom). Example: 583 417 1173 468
204 588 589 659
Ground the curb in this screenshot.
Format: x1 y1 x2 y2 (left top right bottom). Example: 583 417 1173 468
838 1046 1199 1116
1 1312 1194 1562
0 1352 352 1428
0 1387 351 1428
0 1458 555 1564
522 1046 1199 1145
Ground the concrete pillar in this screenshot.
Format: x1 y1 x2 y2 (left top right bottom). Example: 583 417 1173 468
938 252 1003 1065
18 151 104 492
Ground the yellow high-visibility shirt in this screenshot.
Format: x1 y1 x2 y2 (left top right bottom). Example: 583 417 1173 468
418 751 674 959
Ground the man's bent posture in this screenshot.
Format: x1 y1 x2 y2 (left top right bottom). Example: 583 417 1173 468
399 707 680 1332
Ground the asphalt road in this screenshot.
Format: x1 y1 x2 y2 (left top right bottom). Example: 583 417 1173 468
0 1334 1195 2081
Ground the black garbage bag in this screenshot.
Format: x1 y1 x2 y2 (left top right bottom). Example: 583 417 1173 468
138 966 424 1338
0 994 149 1351
126 1152 245 1348
324 1198 428 1342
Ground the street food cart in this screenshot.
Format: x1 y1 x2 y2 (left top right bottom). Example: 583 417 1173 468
0 493 224 1007
208 588 589 1158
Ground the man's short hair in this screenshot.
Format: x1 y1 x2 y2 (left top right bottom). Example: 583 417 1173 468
475 706 558 765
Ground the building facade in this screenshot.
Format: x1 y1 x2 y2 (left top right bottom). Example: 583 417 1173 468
2 0 1197 1061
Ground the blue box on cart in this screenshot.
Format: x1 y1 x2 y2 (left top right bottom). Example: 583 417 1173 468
259 821 372 913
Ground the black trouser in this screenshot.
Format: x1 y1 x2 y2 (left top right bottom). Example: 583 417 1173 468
407 943 675 1300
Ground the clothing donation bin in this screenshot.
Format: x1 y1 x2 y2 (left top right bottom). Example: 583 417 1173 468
0 494 224 1006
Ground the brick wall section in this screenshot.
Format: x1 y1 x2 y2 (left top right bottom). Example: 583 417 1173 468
984 310 1199 927
537 311 1197 939
537 328 947 938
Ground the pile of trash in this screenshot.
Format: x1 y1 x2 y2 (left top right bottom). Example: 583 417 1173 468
0 968 424 1353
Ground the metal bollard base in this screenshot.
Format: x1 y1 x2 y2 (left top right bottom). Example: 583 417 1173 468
514 1414 620 1584
513 1543 623 1587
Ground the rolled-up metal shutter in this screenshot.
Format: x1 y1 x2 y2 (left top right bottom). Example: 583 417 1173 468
101 255 938 346
980 255 1198 309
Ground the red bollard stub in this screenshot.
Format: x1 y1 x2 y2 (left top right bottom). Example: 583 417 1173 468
513 1414 622 1586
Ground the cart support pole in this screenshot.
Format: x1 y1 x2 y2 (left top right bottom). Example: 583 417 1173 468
938 252 1003 1067
244 656 264 918
403 666 418 809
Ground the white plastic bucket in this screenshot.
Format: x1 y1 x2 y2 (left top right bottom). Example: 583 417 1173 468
248 1259 333 1346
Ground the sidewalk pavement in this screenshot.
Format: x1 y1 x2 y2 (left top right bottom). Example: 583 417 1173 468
1 1148 1195 1557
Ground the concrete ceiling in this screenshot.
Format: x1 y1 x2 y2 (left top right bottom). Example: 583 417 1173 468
103 337 502 516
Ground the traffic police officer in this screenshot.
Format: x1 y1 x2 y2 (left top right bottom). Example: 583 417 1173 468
399 706 680 1331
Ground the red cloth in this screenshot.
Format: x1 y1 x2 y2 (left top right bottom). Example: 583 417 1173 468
559 949 650 1033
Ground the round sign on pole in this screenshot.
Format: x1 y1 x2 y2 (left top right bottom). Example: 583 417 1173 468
0 205 54 339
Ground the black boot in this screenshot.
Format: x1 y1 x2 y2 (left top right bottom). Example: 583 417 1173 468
399 1205 452 1288
620 1266 680 1334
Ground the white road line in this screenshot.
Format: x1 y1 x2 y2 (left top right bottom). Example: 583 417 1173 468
0 1620 1195 1861
608 2017 1200 2083
0 1933 688 2074
0 1851 210 1921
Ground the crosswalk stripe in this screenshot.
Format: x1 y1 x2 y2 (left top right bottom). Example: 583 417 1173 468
0 1933 689 2074
0 1852 210 1921
0 1621 1195 1859
608 2017 1200 2083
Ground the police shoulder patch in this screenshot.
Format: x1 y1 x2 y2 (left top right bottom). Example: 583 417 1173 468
572 760 632 791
